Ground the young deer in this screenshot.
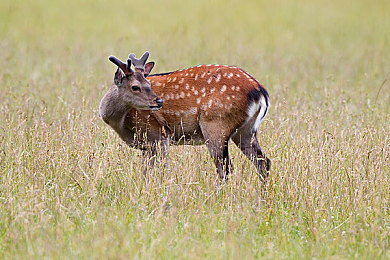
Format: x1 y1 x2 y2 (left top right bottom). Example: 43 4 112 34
99 52 270 182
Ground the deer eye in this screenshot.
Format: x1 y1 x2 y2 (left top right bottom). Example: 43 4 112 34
131 86 141 92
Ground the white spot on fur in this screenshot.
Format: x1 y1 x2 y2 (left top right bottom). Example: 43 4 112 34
167 78 171 83
227 96 230 100
154 82 162 86
185 84 190 90
202 92 206 97
236 74 240 77
175 94 180 99
215 74 221 82
221 85 227 93
194 90 199 95
196 98 201 104
187 93 191 97
170 93 175 100
189 107 197 114
231 86 236 91
201 87 206 93
210 88 215 94
201 72 206 78
236 86 240 91
208 99 213 108
185 73 189 76
172 77 177 82
174 85 179 89
179 78 185 84
195 74 198 80
223 72 227 77
207 77 212 84
180 92 185 98
227 73 233 78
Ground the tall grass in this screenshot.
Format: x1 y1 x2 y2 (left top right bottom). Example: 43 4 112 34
0 0 389 258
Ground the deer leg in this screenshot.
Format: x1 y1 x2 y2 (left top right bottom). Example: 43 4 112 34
142 138 170 177
141 148 156 176
199 120 232 182
231 131 270 182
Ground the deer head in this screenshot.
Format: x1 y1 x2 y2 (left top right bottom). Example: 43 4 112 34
108 52 163 110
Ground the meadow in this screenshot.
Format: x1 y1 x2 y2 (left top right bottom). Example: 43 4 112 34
0 0 389 258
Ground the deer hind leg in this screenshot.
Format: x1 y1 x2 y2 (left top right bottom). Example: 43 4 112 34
231 130 270 182
199 119 233 182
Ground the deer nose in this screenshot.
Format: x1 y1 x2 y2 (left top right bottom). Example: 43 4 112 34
155 98 164 107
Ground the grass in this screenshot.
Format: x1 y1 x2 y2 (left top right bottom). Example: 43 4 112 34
0 0 389 258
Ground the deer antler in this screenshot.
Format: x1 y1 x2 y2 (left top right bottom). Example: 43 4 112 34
109 56 134 75
128 51 150 72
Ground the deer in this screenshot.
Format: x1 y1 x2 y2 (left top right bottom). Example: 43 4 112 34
99 51 271 182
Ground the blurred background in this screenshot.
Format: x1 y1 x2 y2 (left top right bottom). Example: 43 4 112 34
1 0 388 110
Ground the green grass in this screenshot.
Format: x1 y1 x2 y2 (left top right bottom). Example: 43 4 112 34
0 0 389 258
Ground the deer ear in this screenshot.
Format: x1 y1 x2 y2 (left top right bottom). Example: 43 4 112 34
114 68 125 86
144 61 155 77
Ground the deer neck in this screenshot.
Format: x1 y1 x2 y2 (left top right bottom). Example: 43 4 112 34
99 85 135 144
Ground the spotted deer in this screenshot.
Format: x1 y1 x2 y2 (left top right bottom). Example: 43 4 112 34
99 51 271 182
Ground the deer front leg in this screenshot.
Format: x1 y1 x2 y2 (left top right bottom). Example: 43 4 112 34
199 119 232 182
141 138 170 177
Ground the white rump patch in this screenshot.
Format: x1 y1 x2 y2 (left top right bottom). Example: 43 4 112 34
247 95 269 131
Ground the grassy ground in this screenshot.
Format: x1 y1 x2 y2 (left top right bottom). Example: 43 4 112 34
0 0 389 258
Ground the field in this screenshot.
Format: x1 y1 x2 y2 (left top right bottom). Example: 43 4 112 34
0 0 389 258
